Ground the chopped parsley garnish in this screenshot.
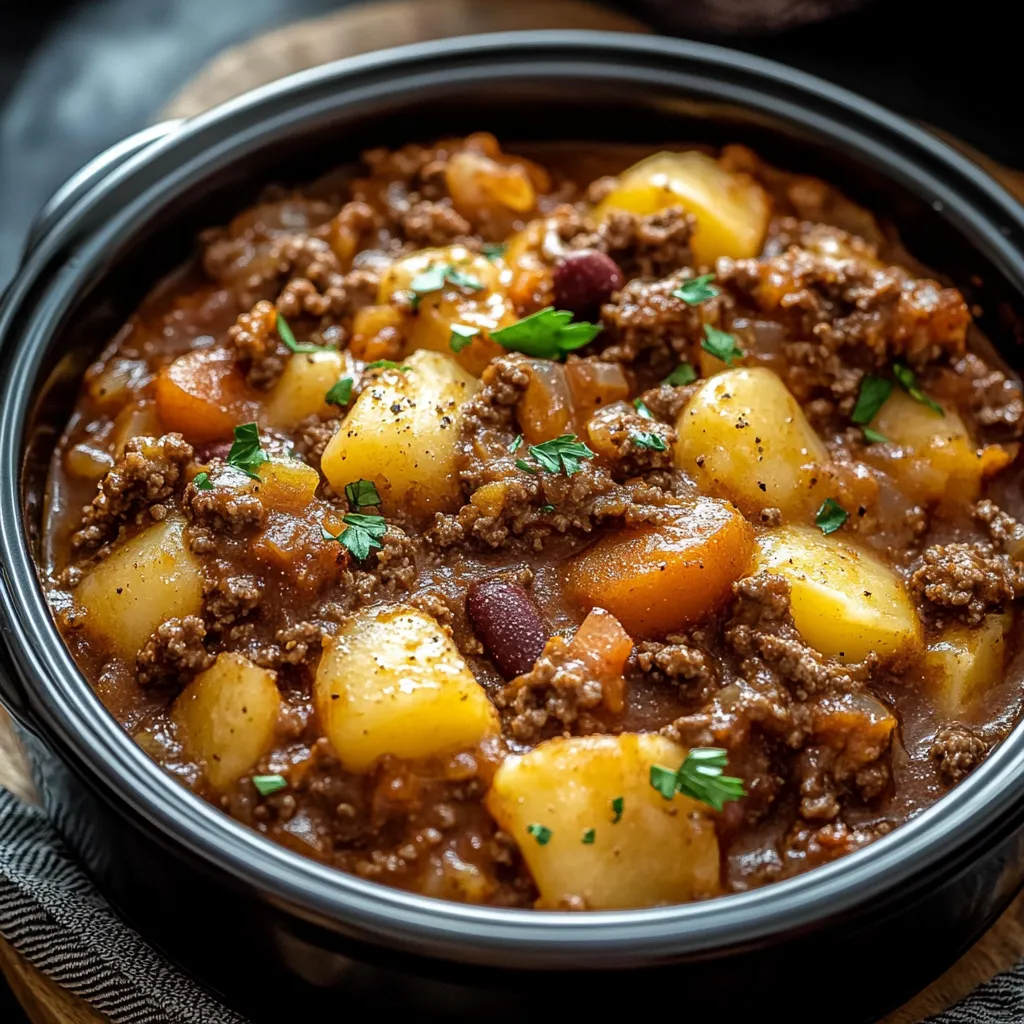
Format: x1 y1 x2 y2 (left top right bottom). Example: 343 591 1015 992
524 434 595 477
649 748 746 812
509 434 523 453
227 422 269 480
449 323 480 353
611 796 624 824
276 312 323 354
192 471 213 491
815 497 849 535
862 427 889 444
526 823 552 845
581 828 596 845
345 479 381 511
515 458 537 475
252 774 287 796
409 263 484 307
631 431 667 452
539 504 555 513
481 242 507 261
325 377 354 408
700 324 743 366
893 362 944 416
633 398 653 420
673 273 719 306
322 513 387 562
491 307 601 361
664 362 697 386
851 374 892 425
365 359 410 372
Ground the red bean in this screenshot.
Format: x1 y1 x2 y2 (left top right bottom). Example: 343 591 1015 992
195 440 233 462
466 579 549 679
552 249 624 318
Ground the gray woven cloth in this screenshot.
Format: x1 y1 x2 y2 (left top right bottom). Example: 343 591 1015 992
0 783 1022 1023
0 788 244 1023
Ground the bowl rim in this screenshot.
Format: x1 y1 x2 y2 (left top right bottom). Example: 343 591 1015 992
4 28 1024 969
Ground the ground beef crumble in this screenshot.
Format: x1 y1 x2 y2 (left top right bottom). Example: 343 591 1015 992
930 722 989 783
136 616 212 688
72 433 193 550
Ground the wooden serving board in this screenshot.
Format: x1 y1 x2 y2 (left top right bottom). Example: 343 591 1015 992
3 2 1023 1020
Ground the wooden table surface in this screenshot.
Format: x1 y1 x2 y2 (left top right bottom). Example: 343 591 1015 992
3 1 1024 1020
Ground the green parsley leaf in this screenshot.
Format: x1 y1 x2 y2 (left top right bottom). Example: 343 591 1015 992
851 374 892 425
252 774 287 796
481 242 507 261
581 828 596 845
365 359 410 372
539 504 555 514
664 362 697 386
409 263 484 302
631 431 667 452
491 307 601 360
815 497 849 535
509 434 523 453
227 422 269 480
893 362 944 416
450 323 480 353
526 823 552 845
526 434 596 477
701 324 743 366
325 377 354 408
862 427 889 444
192 471 213 491
633 398 653 419
323 513 387 562
673 273 719 306
611 796 624 823
276 312 323 354
345 479 381 511
649 748 746 812
515 458 537 475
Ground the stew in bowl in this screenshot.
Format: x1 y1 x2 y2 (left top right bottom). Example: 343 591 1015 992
43 133 1024 911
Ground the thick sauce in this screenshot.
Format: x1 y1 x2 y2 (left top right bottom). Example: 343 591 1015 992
42 135 1024 909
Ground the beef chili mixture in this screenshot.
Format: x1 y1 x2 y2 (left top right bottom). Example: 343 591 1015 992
42 134 1024 910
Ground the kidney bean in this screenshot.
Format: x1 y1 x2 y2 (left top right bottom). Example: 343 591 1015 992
195 439 233 462
466 578 550 679
552 249 624 318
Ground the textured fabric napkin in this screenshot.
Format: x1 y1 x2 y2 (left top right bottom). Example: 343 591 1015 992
2 784 1024 1023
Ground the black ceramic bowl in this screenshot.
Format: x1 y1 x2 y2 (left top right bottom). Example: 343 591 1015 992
3 31 1024 1024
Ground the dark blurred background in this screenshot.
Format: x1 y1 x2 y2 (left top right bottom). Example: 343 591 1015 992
0 0 1020 1015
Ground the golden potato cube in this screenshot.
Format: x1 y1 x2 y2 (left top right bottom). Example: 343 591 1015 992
597 151 770 264
674 367 830 518
378 245 510 375
487 733 721 909
757 524 922 663
173 652 281 790
263 349 358 429
865 389 1010 504
315 604 499 772
320 349 480 518
74 515 204 660
926 613 1012 713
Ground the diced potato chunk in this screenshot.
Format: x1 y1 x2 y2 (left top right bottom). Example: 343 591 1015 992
487 733 721 909
926 613 1011 713
674 367 830 518
565 498 755 637
864 389 1010 504
320 349 480 518
263 349 359 429
315 605 499 772
206 458 320 514
378 245 511 375
757 525 921 662
173 653 281 790
597 151 770 264
155 348 257 444
74 516 204 660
